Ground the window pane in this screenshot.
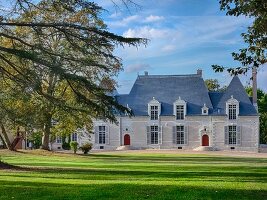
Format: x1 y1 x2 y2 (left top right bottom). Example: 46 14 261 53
98 126 106 144
176 105 184 120
150 125 159 144
176 125 185 144
228 125 237 145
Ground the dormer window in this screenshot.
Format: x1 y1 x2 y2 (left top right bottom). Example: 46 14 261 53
151 106 158 120
148 97 161 120
176 105 184 120
173 97 186 120
202 103 208 115
226 95 239 120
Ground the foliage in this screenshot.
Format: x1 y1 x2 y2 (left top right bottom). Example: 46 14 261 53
62 142 70 150
0 151 267 199
205 79 220 91
205 79 227 91
80 143 92 154
260 113 267 144
213 0 267 75
70 141 78 154
0 0 147 150
245 86 267 143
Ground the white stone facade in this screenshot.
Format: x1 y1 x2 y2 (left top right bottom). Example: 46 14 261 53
90 114 259 152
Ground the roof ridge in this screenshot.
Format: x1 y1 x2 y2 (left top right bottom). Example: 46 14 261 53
138 74 201 78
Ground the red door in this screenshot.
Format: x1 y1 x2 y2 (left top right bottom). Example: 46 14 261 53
202 135 209 146
124 134 130 145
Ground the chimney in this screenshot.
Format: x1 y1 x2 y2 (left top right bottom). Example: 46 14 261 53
197 69 202 77
144 71 148 76
252 67 258 111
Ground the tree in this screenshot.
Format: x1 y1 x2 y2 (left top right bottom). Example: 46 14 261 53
245 86 267 144
205 79 220 91
205 79 227 91
212 0 267 75
0 0 147 150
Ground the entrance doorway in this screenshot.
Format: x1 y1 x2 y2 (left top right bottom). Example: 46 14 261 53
202 135 209 146
124 134 130 145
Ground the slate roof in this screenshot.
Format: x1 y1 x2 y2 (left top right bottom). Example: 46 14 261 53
115 74 258 116
210 76 258 116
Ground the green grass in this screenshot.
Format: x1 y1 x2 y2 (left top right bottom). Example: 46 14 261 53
0 150 267 200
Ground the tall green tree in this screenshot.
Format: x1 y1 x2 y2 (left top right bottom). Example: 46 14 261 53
246 87 267 144
212 0 267 75
0 0 147 150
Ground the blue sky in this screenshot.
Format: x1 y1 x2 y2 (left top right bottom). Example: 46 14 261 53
95 0 266 94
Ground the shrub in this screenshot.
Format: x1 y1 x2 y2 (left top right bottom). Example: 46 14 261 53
80 143 92 154
70 141 78 154
62 142 70 150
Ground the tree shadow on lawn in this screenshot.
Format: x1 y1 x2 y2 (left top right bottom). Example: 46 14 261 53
85 154 267 164
0 180 266 200
1 167 267 183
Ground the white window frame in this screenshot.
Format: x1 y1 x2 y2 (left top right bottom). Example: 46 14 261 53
226 95 239 120
98 126 106 144
94 124 110 145
151 125 159 144
173 125 188 145
148 97 161 121
173 97 186 120
71 132 78 142
147 125 162 145
224 125 241 146
56 135 62 144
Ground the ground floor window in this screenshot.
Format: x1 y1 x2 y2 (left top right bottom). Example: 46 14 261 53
176 125 185 144
72 133 78 141
173 125 188 145
98 126 106 144
225 125 241 145
228 125 237 145
151 125 159 144
56 135 62 144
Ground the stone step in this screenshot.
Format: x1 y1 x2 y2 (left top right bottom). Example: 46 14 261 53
193 146 218 151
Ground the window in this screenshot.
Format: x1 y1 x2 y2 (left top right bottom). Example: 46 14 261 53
226 95 239 120
228 125 237 145
148 97 161 120
176 126 185 144
173 97 186 120
98 126 106 144
56 136 62 144
151 106 159 120
150 126 159 144
173 125 188 145
72 133 77 141
228 104 237 120
225 125 241 145
176 105 184 120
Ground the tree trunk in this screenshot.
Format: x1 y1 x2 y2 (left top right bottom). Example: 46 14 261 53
0 123 12 150
0 133 7 149
41 114 52 150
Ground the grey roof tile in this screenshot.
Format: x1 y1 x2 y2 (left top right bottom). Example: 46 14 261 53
116 74 257 116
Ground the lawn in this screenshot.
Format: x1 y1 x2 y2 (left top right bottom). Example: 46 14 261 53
0 150 267 200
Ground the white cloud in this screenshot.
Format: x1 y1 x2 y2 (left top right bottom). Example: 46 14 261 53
109 12 122 18
108 15 140 27
162 44 176 52
144 15 165 23
123 26 170 39
125 63 151 73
